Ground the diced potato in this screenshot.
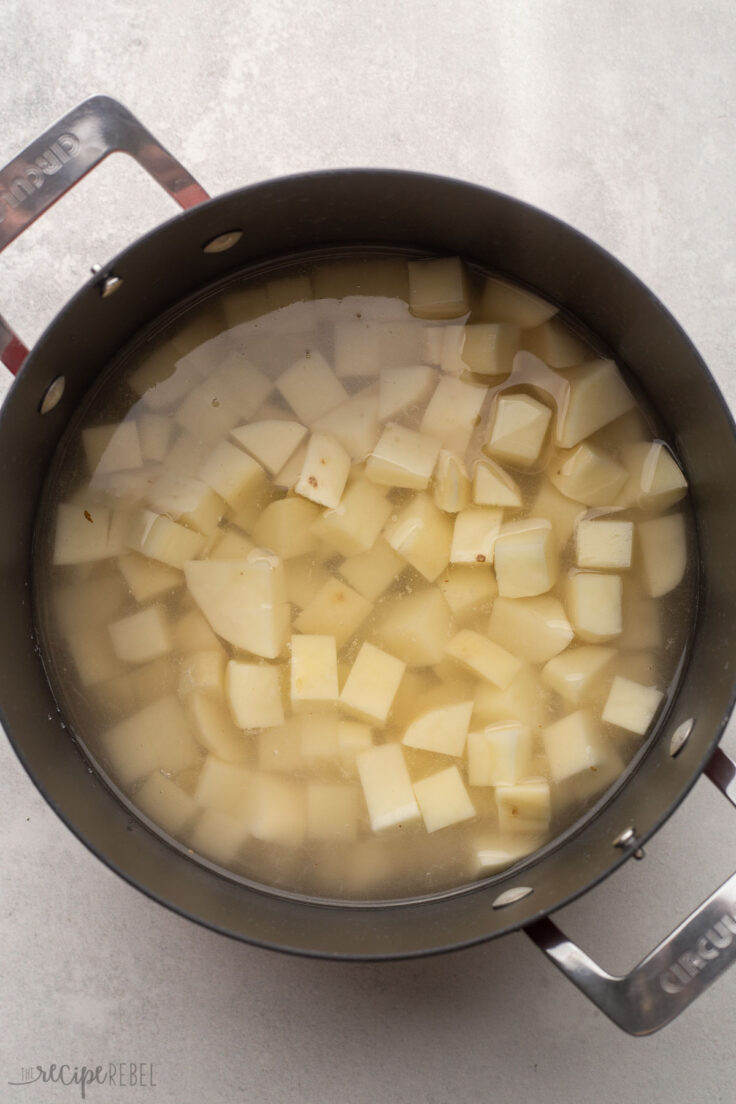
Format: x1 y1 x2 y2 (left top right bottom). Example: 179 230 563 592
128 344 204 411
337 720 374 776
276 352 348 424
372 587 454 666
403 700 473 756
117 552 183 602
484 393 552 468
390 670 440 729
378 365 436 421
208 528 255 560
338 538 405 602
407 257 468 319
340 642 406 725
66 625 124 686
53 575 128 636
283 556 331 609
549 443 627 506
620 441 688 511
226 659 284 729
437 565 498 623
162 432 211 478
194 755 251 814
531 480 584 546
420 376 486 453
496 780 551 834
460 322 519 376
295 432 351 509
290 634 339 711
178 649 225 697
414 766 475 833
472 458 522 508
127 655 178 706
306 783 360 840
472 834 544 875
198 440 266 509
619 587 661 650
332 318 382 378
126 510 206 569
638 514 687 597
567 572 622 642
357 742 421 831
312 479 392 557
230 419 307 475
614 650 658 685
311 388 381 462
555 359 636 448
445 629 522 689
136 771 198 835
493 519 557 597
542 709 612 783
521 318 588 367
576 518 633 570
300 713 340 763
450 506 504 565
467 722 532 786
258 716 303 773
541 645 617 705
433 450 471 513
602 675 664 736
249 773 306 846
180 355 272 429
171 608 222 652
384 492 453 582
101 696 199 786
480 277 556 328
83 421 143 474
294 578 372 647
109 605 171 664
53 502 115 565
366 422 441 491
274 441 308 490
187 690 250 761
252 497 321 559
487 595 574 663
184 554 289 658
147 475 224 536
189 807 250 865
472 664 549 731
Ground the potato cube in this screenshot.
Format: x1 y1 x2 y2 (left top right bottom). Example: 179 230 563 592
230 419 307 475
136 771 198 836
198 440 266 509
567 572 622 642
147 475 225 536
249 774 306 846
306 783 360 841
282 557 329 611
402 700 473 757
433 450 471 513
290 634 339 711
414 766 475 833
450 506 503 565
190 354 272 425
472 664 549 731
338 538 405 602
445 629 522 689
67 625 124 686
294 578 372 647
101 696 199 786
473 834 544 875
274 441 308 491
531 480 584 546
162 432 211 478
189 808 250 865
311 388 381 461
226 660 284 729
372 587 454 666
340 642 406 725
53 502 115 565
620 441 688 511
126 510 206 569
312 479 393 557
472 458 522 508
171 608 222 653
408 257 468 319
294 431 351 509
332 318 382 377
576 518 633 570
602 675 664 736
83 421 143 474
252 497 322 559
494 519 557 597
337 720 374 776
258 716 303 773
467 722 532 786
484 393 552 468
461 322 519 376
638 514 687 597
378 365 436 421
175 378 241 442
541 645 617 705
555 359 636 448
138 412 173 462
109 605 171 664
299 713 340 762
487 596 573 664
480 277 556 328
178 649 226 697
184 555 289 658
437 565 498 623
194 756 251 814
117 552 183 602
366 423 441 491
276 352 348 424
550 443 627 506
521 318 588 367
619 588 661 651
208 528 255 560
542 709 611 783
53 575 128 637
187 690 250 761
420 376 486 453
357 743 421 831
496 780 551 834
384 492 453 582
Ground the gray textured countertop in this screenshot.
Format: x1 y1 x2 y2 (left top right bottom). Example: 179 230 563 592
2 3 736 1101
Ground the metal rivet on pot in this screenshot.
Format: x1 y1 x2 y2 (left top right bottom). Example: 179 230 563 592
202 230 243 254
670 718 694 758
613 825 645 860
491 886 534 909
98 274 124 299
89 263 102 275
39 375 65 414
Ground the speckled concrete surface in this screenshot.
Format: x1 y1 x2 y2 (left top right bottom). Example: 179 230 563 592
2 3 736 1101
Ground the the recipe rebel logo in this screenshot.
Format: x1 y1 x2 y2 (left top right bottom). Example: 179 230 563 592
8 1062 156 1099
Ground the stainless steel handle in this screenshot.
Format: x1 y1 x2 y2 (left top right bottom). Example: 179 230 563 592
0 94 210 374
526 746 736 1035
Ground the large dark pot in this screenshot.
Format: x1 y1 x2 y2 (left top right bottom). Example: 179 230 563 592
2 96 736 1036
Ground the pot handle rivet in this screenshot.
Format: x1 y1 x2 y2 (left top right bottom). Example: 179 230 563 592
38 376 65 415
492 885 534 909
203 230 243 254
670 718 694 757
98 274 124 299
